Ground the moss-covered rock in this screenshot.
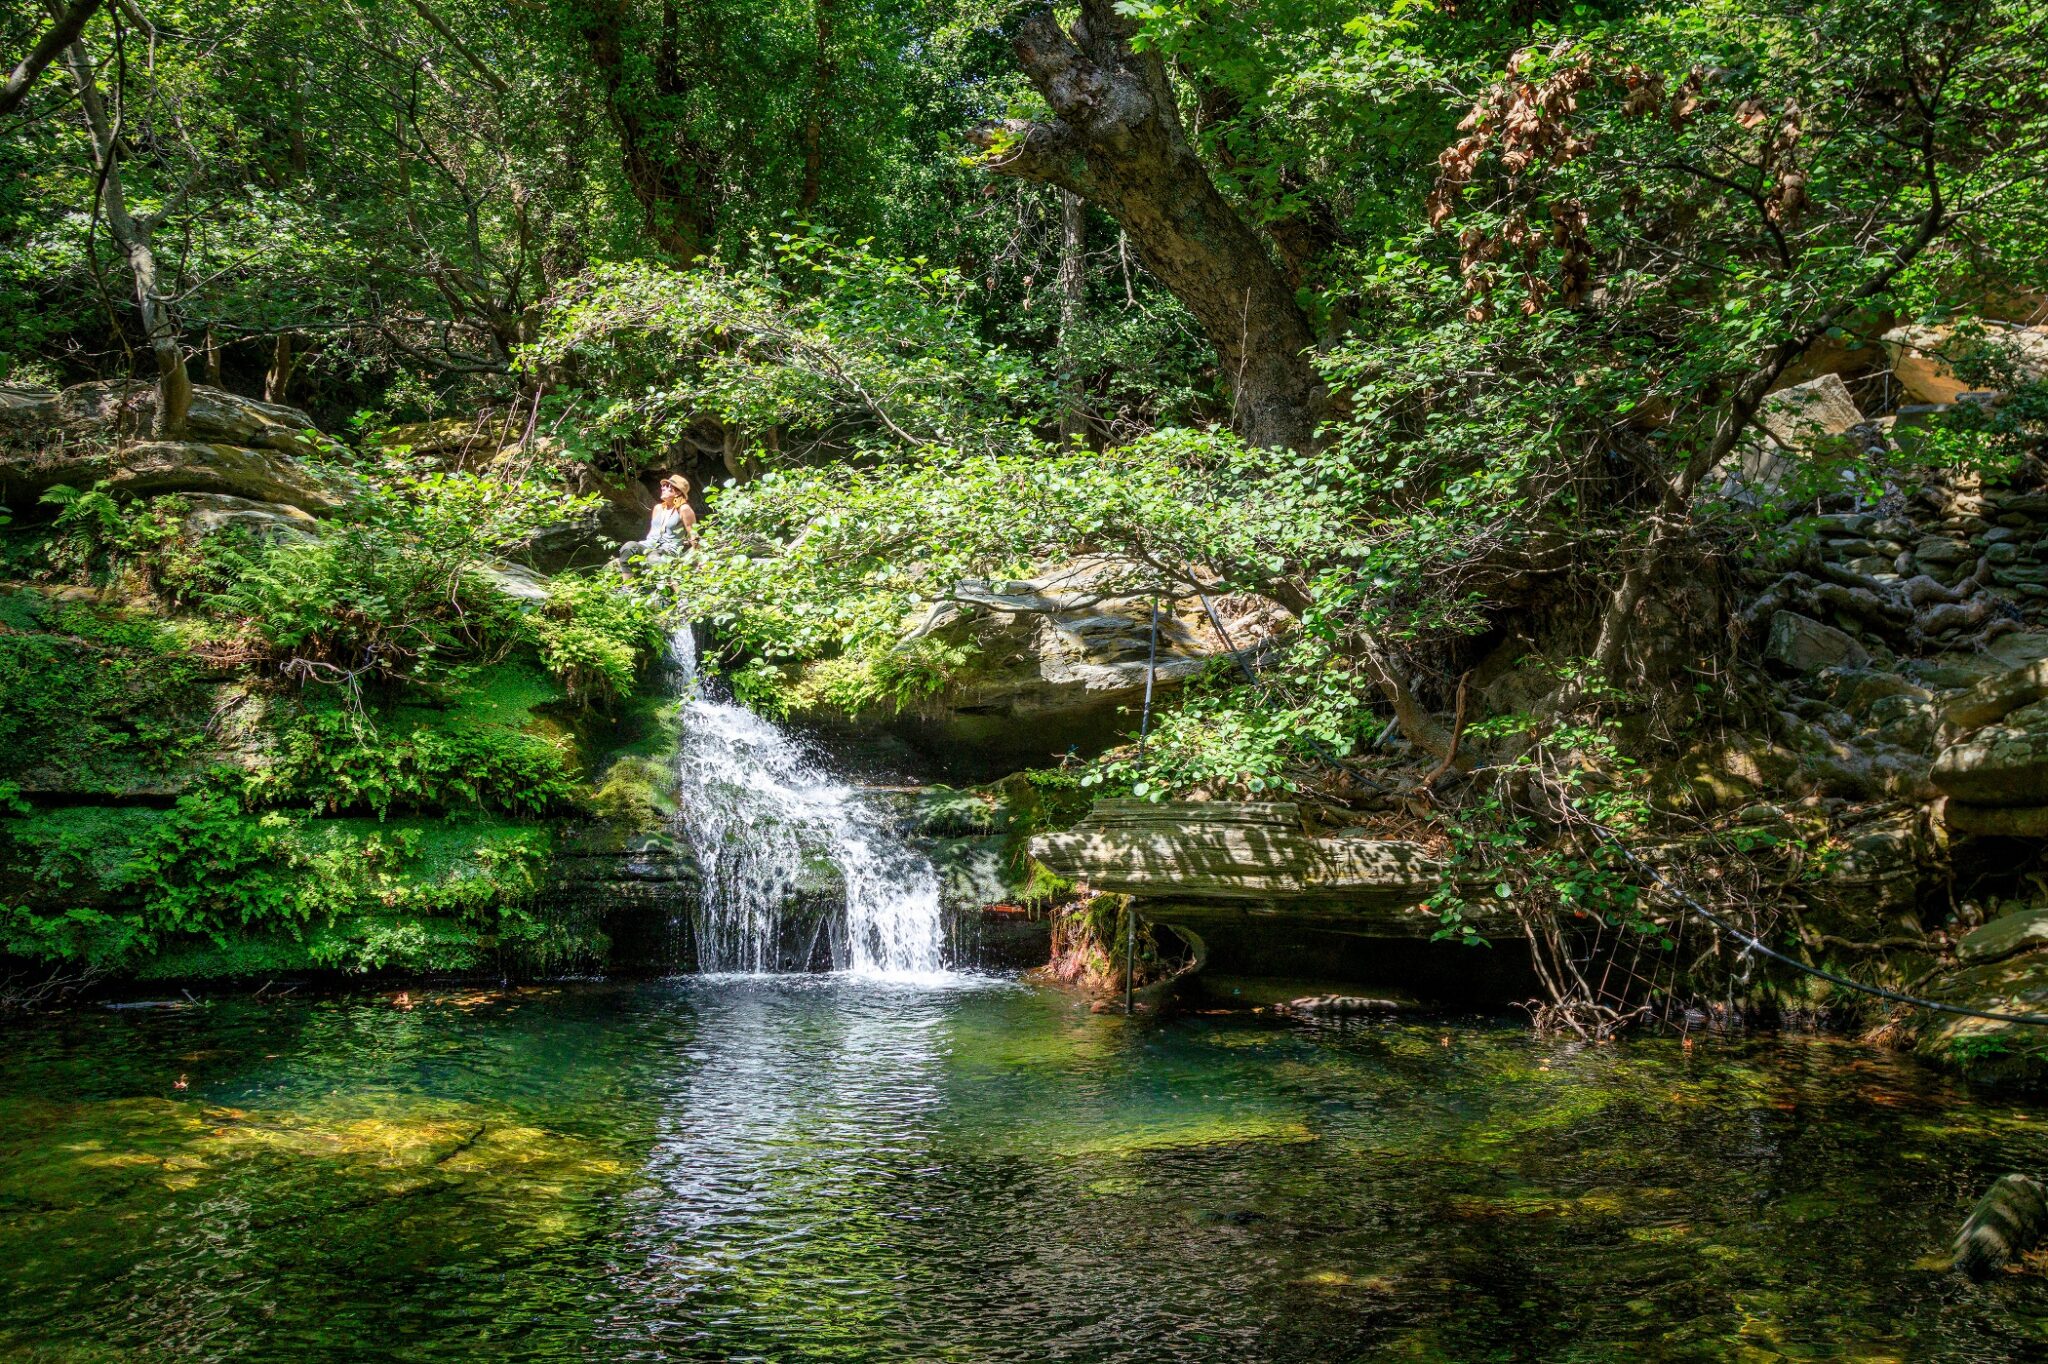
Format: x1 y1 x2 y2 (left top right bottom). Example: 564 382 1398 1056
1913 948 2048 1082
884 772 1086 913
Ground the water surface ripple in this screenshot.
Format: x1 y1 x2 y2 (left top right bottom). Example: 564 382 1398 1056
1 978 2044 1361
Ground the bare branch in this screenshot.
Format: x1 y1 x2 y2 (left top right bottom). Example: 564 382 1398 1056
1 0 100 116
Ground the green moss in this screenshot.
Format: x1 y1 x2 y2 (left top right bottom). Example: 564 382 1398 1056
589 756 674 834
0 590 215 794
250 671 586 819
1 800 585 978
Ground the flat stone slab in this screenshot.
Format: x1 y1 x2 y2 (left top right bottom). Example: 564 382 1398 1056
1933 697 2048 805
1946 660 2048 731
1959 907 2048 965
1028 799 1443 910
1945 802 2048 837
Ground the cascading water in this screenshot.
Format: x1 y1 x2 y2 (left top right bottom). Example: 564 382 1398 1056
652 547 945 978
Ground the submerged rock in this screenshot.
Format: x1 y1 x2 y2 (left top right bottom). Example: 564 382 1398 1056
1953 1173 2048 1278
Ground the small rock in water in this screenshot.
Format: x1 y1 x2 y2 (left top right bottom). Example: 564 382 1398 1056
1953 1173 2048 1278
1277 994 1406 1016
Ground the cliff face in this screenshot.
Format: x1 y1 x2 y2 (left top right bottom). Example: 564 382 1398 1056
0 384 694 991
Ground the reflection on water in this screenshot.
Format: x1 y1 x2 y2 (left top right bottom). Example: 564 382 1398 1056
2 978 2046 1361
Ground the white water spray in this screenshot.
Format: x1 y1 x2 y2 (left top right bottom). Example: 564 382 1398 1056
647 518 946 978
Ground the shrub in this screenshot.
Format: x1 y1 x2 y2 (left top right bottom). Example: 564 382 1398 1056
250 708 585 818
527 567 665 705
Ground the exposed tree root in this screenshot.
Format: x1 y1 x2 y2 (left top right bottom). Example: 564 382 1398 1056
1743 553 2022 656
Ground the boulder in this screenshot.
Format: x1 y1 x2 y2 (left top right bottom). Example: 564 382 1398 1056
1806 807 1940 918
1917 949 2048 1082
1758 373 1864 448
912 564 1284 710
0 381 321 458
849 559 1289 772
1958 906 2048 965
1932 697 2048 805
471 561 552 604
1713 375 1869 501
0 382 366 518
367 417 500 468
177 493 319 543
1 437 337 513
1954 1174 2048 1279
1944 659 2048 731
1766 610 1870 674
1882 323 2048 405
1945 802 2048 838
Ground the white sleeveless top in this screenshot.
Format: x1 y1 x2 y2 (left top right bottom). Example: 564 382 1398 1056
647 502 686 552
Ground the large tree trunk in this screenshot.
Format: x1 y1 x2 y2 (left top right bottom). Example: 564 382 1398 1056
574 0 714 263
797 0 832 210
1057 190 1088 448
971 1 1320 451
264 333 297 404
60 26 190 437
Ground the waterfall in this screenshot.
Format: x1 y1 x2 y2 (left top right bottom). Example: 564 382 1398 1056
658 600 946 978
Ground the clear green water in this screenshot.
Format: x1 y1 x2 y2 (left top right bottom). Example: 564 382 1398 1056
1 976 2044 1362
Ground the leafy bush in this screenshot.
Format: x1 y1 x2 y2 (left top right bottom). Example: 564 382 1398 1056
123 792 306 941
527 567 665 704
212 470 597 681
529 234 1052 466
35 484 193 588
791 635 978 717
250 708 584 818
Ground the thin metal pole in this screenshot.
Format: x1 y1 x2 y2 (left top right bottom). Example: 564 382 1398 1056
1128 597 1159 1016
1137 596 1159 759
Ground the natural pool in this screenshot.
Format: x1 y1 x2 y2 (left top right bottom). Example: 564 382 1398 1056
1 976 2044 1362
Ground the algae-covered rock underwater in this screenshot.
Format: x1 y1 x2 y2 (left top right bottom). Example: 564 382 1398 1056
4 0 2048 1357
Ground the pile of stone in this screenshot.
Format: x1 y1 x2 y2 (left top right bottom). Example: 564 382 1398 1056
1934 660 2048 837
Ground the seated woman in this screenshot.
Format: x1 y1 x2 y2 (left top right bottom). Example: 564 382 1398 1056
646 474 700 554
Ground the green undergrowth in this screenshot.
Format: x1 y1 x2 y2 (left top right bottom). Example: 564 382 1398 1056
0 592 221 793
0 799 588 978
248 664 585 818
0 582 650 981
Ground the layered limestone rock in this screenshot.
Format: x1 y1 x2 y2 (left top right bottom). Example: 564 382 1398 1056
1935 661 2048 830
0 382 339 512
1023 798 1509 946
1916 944 2048 1082
1031 800 1440 907
841 559 1289 771
1881 322 2048 405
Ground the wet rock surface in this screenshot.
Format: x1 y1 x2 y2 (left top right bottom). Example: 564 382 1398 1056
1030 799 1448 914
